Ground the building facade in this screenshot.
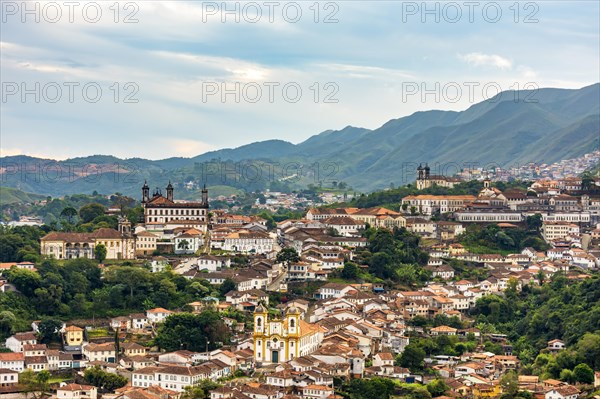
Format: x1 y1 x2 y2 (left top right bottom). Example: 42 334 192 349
253 305 323 364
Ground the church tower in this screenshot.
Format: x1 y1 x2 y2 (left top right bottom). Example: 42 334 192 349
118 216 132 237
201 184 208 205
253 304 268 363
142 181 150 203
286 306 300 336
166 181 174 201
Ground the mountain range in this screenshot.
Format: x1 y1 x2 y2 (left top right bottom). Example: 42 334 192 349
1 83 598 198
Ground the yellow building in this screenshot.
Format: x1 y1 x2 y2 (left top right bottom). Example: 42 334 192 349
40 221 136 260
64 325 84 346
253 305 323 364
472 383 501 399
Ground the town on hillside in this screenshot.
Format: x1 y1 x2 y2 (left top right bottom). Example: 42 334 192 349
1 164 600 399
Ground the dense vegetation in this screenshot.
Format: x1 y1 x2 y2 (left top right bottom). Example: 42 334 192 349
458 215 548 254
154 312 230 352
353 227 430 286
0 258 227 338
471 274 600 371
0 225 49 262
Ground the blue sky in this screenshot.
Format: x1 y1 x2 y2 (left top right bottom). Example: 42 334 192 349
1 1 599 160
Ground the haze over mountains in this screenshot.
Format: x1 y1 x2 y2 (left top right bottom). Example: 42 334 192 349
1 83 599 197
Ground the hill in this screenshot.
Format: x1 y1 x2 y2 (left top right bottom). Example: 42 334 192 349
0 187 46 205
1 83 598 197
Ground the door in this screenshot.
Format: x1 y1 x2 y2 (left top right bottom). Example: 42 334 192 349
271 350 279 363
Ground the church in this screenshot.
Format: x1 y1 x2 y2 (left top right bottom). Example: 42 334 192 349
416 163 462 190
253 305 324 364
142 182 210 233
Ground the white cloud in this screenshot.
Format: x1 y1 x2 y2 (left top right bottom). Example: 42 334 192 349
163 139 217 157
460 53 513 70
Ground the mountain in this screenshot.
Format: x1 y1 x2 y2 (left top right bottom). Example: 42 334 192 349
0 187 46 205
1 83 598 197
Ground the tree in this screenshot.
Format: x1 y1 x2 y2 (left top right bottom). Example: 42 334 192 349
20 369 50 398
154 311 230 352
526 213 543 232
576 333 600 370
181 381 221 399
573 363 594 384
94 244 107 263
341 262 359 280
178 239 190 252
60 207 78 224
37 319 63 344
559 369 576 384
79 203 106 223
0 311 16 338
397 344 426 371
500 371 519 397
219 279 237 297
276 247 300 269
7 268 41 297
84 366 128 392
427 379 449 397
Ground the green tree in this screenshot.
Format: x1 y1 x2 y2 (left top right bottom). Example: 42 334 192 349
154 311 230 352
341 262 359 280
181 381 221 399
60 206 78 224
219 279 237 297
37 319 63 344
0 311 16 338
576 333 600 370
178 239 190 252
84 366 128 392
559 369 576 384
276 247 300 269
500 371 519 397
397 344 426 371
427 379 449 397
573 363 594 384
94 244 107 263
7 268 41 297
79 203 106 223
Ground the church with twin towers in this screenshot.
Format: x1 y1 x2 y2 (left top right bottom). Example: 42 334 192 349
141 181 210 233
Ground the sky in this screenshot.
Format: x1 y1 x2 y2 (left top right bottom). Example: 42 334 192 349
1 1 599 160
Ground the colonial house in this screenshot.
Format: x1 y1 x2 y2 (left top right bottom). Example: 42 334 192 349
83 343 116 363
545 386 580 399
64 325 84 347
5 332 36 353
0 353 24 372
197 255 231 272
135 231 158 256
56 384 98 399
547 339 566 352
174 229 205 255
146 308 173 324
40 223 136 260
222 230 274 254
401 195 476 216
0 368 18 388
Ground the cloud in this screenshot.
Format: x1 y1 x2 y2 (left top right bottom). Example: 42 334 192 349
460 53 513 70
163 139 217 157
